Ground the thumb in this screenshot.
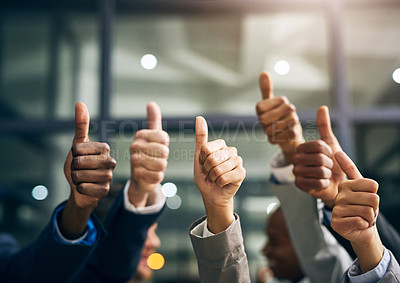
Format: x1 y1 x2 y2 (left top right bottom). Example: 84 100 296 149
317 105 336 144
335 151 363 180
259 72 274 100
147 101 162 130
73 102 90 145
195 116 208 156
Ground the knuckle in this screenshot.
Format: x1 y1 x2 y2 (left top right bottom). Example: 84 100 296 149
161 131 170 145
108 157 117 169
101 142 110 152
76 184 85 194
160 159 168 171
217 175 227 187
71 171 80 182
98 185 110 197
277 96 288 104
105 171 113 182
212 166 223 178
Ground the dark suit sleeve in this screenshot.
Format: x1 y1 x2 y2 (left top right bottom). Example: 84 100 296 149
71 189 165 283
0 202 103 283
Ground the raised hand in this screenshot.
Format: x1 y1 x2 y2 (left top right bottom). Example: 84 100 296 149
256 72 304 164
62 102 116 237
331 151 383 273
293 106 345 208
128 102 169 207
194 116 246 233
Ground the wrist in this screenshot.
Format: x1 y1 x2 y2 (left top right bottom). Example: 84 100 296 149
203 198 235 234
280 139 303 165
128 180 150 207
351 227 384 273
60 197 92 239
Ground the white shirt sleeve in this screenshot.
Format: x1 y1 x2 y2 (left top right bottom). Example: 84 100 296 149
190 217 237 238
123 180 166 214
270 151 295 184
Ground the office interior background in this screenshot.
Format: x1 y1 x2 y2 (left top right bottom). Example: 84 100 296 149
1 0 400 281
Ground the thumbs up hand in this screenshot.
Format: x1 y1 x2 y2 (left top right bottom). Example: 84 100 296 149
331 151 383 273
61 102 116 238
194 116 246 234
256 72 304 164
64 102 116 210
128 102 169 207
293 106 346 208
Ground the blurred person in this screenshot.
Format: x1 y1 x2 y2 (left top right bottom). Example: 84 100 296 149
332 151 400 282
256 72 353 282
72 102 169 282
262 207 305 283
189 116 249 283
0 102 116 283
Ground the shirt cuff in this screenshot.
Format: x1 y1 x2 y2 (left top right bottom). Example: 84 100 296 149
348 247 390 283
270 151 295 184
123 180 166 214
190 216 237 238
53 204 98 246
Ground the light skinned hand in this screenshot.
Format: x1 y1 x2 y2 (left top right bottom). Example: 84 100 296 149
331 151 383 273
256 72 304 164
293 106 345 208
128 102 169 207
194 116 246 234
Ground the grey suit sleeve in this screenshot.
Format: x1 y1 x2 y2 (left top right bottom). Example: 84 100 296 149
189 215 250 283
271 180 353 283
342 248 400 283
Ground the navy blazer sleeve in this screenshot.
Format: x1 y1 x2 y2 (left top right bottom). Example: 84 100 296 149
0 203 103 283
71 189 165 283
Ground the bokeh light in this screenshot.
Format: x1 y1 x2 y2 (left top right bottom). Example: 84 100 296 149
141 54 157 70
147 253 165 270
166 195 182 210
274 60 290 75
161 182 177 197
32 185 48 200
393 68 400 84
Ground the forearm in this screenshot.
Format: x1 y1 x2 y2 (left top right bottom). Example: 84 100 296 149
351 229 384 273
203 199 235 234
60 197 92 239
128 180 149 208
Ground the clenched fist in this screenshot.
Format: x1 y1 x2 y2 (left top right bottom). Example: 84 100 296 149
128 102 169 207
62 102 116 238
194 116 246 233
256 72 304 164
331 151 383 273
293 106 345 208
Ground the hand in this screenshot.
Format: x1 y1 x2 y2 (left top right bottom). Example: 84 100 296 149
293 106 345 208
194 116 246 233
331 151 383 273
62 102 116 238
64 102 116 210
256 72 304 164
128 102 169 207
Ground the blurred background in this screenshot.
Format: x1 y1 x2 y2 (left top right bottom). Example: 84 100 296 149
1 0 400 281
